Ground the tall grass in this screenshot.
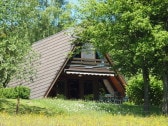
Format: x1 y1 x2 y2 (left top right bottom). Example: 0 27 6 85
0 98 166 126
0 113 167 126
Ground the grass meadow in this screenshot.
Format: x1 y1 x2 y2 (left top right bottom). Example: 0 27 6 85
0 98 167 126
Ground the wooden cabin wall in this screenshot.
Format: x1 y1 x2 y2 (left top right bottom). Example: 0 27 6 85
48 74 125 100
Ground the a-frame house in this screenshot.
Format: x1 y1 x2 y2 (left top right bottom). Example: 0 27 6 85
9 30 126 100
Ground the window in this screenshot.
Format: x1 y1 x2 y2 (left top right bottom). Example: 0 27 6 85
81 43 95 59
74 43 103 59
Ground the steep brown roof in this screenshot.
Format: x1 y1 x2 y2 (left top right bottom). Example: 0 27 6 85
9 30 74 98
9 30 126 99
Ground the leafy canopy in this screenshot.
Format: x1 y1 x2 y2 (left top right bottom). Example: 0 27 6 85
0 0 73 87
74 0 168 76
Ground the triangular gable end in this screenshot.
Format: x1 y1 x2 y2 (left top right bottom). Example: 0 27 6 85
9 30 126 99
45 44 126 99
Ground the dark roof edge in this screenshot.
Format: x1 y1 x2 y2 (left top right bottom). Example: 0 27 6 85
105 54 127 87
44 46 76 97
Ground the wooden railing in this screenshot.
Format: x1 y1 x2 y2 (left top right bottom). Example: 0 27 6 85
70 58 110 66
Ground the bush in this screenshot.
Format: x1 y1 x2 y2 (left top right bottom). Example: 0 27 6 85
0 83 3 88
126 74 163 106
0 86 30 99
56 94 66 99
84 94 94 101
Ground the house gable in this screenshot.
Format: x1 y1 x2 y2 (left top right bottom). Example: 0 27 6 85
9 30 126 99
46 43 126 99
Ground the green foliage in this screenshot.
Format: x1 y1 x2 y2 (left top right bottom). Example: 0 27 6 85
29 0 74 42
126 74 163 106
0 86 30 99
74 0 168 75
84 94 94 101
0 0 73 87
74 0 168 113
56 94 66 99
0 84 3 88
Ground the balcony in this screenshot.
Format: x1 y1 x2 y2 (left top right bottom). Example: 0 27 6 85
69 58 110 67
64 58 114 76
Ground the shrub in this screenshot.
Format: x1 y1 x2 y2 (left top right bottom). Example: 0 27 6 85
0 86 30 99
56 94 66 99
84 94 94 101
126 74 163 106
0 83 3 88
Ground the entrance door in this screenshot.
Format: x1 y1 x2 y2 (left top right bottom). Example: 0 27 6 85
68 80 79 99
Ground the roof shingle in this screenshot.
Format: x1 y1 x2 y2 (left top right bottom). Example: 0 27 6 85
9 30 73 98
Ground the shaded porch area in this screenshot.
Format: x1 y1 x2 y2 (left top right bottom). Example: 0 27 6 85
47 56 126 102
48 74 125 102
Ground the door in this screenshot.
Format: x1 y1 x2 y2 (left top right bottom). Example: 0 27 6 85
68 79 79 99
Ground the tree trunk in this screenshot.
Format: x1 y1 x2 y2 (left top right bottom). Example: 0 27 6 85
16 96 20 114
142 65 150 115
16 85 21 114
162 61 168 115
3 74 10 88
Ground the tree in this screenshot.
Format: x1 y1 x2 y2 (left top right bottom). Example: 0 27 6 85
0 0 73 88
74 0 168 114
0 0 36 87
1 0 73 114
126 74 163 106
29 0 74 42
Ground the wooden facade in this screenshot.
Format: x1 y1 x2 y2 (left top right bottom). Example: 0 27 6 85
47 52 125 100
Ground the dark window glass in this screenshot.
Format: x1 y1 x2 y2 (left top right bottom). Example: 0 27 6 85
84 80 93 95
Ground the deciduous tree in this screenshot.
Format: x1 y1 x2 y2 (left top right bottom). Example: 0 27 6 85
74 0 168 114
0 0 72 87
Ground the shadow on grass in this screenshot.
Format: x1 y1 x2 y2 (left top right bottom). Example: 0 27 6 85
0 98 65 116
0 99 162 116
0 98 15 112
97 102 162 116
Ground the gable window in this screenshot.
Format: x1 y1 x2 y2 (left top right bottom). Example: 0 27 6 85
81 43 95 59
74 43 102 59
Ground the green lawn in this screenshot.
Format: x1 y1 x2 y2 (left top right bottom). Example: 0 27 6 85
0 98 167 126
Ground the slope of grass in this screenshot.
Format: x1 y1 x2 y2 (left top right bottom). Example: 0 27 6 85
0 98 167 126
0 98 162 116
